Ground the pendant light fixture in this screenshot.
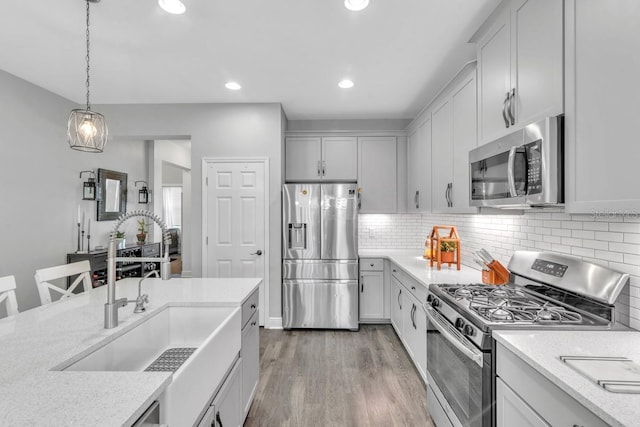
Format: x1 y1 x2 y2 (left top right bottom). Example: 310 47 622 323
67 0 108 153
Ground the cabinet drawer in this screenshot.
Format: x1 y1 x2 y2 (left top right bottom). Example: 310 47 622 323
497 344 608 427
242 289 259 328
142 243 160 257
390 263 404 282
360 258 384 271
403 274 427 303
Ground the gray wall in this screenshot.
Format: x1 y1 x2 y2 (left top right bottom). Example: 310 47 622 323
95 102 285 321
0 70 148 312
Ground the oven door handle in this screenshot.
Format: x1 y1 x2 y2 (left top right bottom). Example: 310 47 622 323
424 305 484 368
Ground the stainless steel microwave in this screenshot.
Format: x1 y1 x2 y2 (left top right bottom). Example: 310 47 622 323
469 116 563 208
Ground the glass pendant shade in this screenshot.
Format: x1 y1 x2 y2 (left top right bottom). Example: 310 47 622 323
68 109 108 152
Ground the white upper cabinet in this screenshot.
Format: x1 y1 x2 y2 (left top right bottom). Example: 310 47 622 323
285 136 322 181
406 115 432 213
565 0 640 213
358 137 397 213
285 136 357 181
430 66 478 214
431 98 454 213
322 136 358 181
475 0 563 144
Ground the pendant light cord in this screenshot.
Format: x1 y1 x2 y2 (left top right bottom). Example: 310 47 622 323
85 0 92 111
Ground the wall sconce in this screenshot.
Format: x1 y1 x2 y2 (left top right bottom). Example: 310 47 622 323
79 170 97 200
136 180 150 204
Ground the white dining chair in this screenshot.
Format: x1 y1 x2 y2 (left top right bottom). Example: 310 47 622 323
34 260 93 305
0 275 19 317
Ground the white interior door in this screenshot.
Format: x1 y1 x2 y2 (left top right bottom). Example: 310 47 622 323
204 159 267 326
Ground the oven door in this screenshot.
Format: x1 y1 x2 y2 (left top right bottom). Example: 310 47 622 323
425 306 491 427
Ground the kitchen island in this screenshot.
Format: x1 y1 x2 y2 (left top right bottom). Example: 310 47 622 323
0 277 261 426
493 330 640 427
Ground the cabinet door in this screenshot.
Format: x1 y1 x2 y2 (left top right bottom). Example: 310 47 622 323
285 137 322 181
241 310 259 419
431 98 453 213
496 378 550 427
391 277 403 335
451 70 478 213
566 0 640 212
417 117 432 213
406 128 421 213
511 0 563 126
359 271 385 320
477 9 512 144
212 360 242 427
358 137 397 213
402 291 426 380
322 136 357 181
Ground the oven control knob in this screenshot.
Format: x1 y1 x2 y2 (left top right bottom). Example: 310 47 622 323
463 325 475 337
431 298 440 308
455 318 465 329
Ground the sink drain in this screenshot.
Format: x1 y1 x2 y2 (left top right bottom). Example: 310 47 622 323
145 347 197 372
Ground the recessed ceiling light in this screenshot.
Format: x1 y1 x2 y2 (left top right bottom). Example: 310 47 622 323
338 79 354 89
344 0 369 11
158 0 186 15
225 82 242 90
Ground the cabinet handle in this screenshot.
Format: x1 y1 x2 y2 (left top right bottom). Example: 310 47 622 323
215 411 223 427
370 263 374 267
322 160 326 176
411 286 416 291
414 190 420 209
251 320 257 326
448 183 453 207
251 304 256 310
508 88 516 125
317 160 321 177
502 92 511 128
361 276 364 292
398 289 402 310
411 304 416 329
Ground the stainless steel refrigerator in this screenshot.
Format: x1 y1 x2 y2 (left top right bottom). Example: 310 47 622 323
282 183 359 330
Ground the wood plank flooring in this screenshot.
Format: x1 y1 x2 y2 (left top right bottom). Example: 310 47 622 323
244 325 434 427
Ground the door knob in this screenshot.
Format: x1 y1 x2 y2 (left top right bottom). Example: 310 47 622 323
251 250 263 256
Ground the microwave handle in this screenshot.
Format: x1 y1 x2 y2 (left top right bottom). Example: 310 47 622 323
507 146 518 197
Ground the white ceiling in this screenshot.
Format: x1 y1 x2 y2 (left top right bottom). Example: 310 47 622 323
0 0 499 120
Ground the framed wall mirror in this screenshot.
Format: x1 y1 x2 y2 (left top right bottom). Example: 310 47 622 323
97 168 127 221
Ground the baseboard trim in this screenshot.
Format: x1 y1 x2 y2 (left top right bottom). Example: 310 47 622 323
267 317 283 329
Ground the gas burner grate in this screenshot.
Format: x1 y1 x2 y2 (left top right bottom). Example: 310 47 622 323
144 347 196 372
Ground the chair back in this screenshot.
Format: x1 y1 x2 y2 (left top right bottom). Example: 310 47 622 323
34 260 92 305
0 275 19 317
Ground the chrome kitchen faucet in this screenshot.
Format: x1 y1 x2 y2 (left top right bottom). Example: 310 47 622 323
104 210 172 329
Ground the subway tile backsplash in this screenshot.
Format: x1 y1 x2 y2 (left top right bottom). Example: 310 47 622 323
359 212 640 330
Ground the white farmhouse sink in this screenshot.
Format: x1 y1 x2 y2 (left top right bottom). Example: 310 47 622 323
62 305 242 426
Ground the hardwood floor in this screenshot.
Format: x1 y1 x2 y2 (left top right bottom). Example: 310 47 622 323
244 325 434 427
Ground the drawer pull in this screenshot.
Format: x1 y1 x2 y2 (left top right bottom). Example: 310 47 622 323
370 263 374 267
251 321 257 326
411 286 416 291
250 304 256 310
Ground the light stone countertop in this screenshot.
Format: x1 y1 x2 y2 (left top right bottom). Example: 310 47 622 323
0 277 261 427
359 249 482 287
493 330 640 427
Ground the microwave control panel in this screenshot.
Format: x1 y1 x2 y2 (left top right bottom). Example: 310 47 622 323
526 140 542 194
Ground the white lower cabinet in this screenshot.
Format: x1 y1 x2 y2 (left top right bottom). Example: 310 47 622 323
199 360 242 427
496 343 608 427
389 264 427 383
496 378 549 427
241 310 259 418
359 271 385 321
390 276 403 335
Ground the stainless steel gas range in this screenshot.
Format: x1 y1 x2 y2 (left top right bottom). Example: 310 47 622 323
424 251 630 427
